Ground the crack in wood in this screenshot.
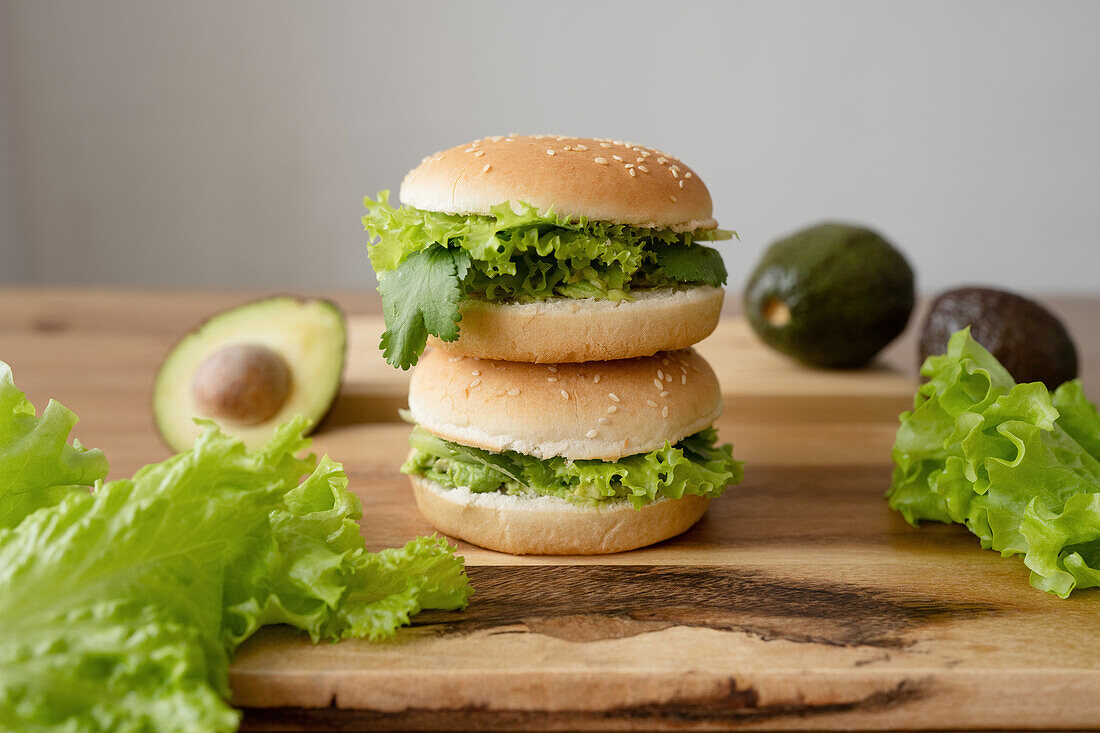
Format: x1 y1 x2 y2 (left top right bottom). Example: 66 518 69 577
410 566 996 649
240 678 926 731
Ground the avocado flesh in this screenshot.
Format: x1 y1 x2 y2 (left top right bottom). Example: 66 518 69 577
919 287 1077 390
154 297 346 452
744 223 915 368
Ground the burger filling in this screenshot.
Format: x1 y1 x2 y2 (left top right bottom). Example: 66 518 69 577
401 425 743 509
363 192 733 369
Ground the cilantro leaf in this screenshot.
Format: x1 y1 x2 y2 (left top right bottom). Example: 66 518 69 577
378 245 469 370
652 243 728 287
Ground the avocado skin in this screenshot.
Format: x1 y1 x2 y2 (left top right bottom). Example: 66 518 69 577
744 223 915 368
919 287 1077 390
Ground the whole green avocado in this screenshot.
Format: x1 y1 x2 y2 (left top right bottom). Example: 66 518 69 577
744 223 915 368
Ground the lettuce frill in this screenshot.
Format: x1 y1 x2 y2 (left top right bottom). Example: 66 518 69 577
888 328 1100 597
0 361 471 732
403 425 743 509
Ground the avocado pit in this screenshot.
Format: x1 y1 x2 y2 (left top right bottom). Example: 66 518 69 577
192 344 291 425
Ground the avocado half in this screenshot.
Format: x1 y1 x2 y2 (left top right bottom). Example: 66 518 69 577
154 297 346 452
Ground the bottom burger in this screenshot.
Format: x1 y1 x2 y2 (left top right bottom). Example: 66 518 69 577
402 348 743 555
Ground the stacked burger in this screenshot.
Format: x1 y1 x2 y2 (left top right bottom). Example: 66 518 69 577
364 135 743 554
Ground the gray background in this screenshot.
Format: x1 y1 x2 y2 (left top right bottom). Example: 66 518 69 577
1 0 1097 293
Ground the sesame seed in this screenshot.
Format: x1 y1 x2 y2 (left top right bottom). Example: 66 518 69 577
653 379 663 390
504 138 515 142
563 146 572 151
678 179 685 188
647 400 658 408
593 374 601 383
598 417 610 425
547 376 558 382
586 429 599 438
657 157 667 164
474 150 485 157
464 147 476 153
470 379 481 387
483 164 492 173
680 365 688 373
608 393 621 402
681 374 687 384
574 144 588 150
628 168 636 177
660 391 670 397
607 405 618 414
625 163 634 168
599 142 613 148
684 172 693 178
547 365 557 372
471 370 480 376
448 356 463 362
662 406 669 417
612 155 623 162
594 157 609 165
668 194 678 202
612 140 624 146
637 165 650 173
561 389 570 400
546 149 556 156
665 373 672 382
662 357 670 365
670 168 679 179
507 388 520 395
657 370 665 380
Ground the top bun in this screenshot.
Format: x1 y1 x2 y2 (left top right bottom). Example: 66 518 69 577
408 347 722 461
400 135 716 231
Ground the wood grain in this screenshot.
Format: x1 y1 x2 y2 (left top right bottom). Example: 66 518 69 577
2 289 1099 731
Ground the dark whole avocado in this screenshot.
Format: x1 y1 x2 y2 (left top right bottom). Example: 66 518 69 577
919 287 1077 389
744 223 915 368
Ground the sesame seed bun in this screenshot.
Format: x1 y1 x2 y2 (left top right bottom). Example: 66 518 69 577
427 285 723 363
400 135 716 231
408 347 722 461
410 476 710 555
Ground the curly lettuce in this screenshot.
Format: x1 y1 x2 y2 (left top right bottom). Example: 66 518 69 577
0 362 470 732
363 192 732 369
402 425 743 509
0 362 109 529
888 328 1100 597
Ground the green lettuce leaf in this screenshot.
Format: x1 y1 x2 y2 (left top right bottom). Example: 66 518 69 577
0 362 109 529
364 191 732 369
0 365 470 732
888 328 1100 597
363 190 732 275
403 425 743 509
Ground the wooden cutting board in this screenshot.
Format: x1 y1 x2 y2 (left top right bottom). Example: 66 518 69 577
231 316 1099 731
4 292 1099 731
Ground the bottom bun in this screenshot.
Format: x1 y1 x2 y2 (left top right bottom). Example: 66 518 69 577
410 475 710 555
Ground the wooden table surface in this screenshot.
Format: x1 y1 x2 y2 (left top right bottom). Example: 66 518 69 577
3 288 1100 731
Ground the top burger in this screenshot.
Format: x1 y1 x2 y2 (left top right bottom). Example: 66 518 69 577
363 134 733 369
